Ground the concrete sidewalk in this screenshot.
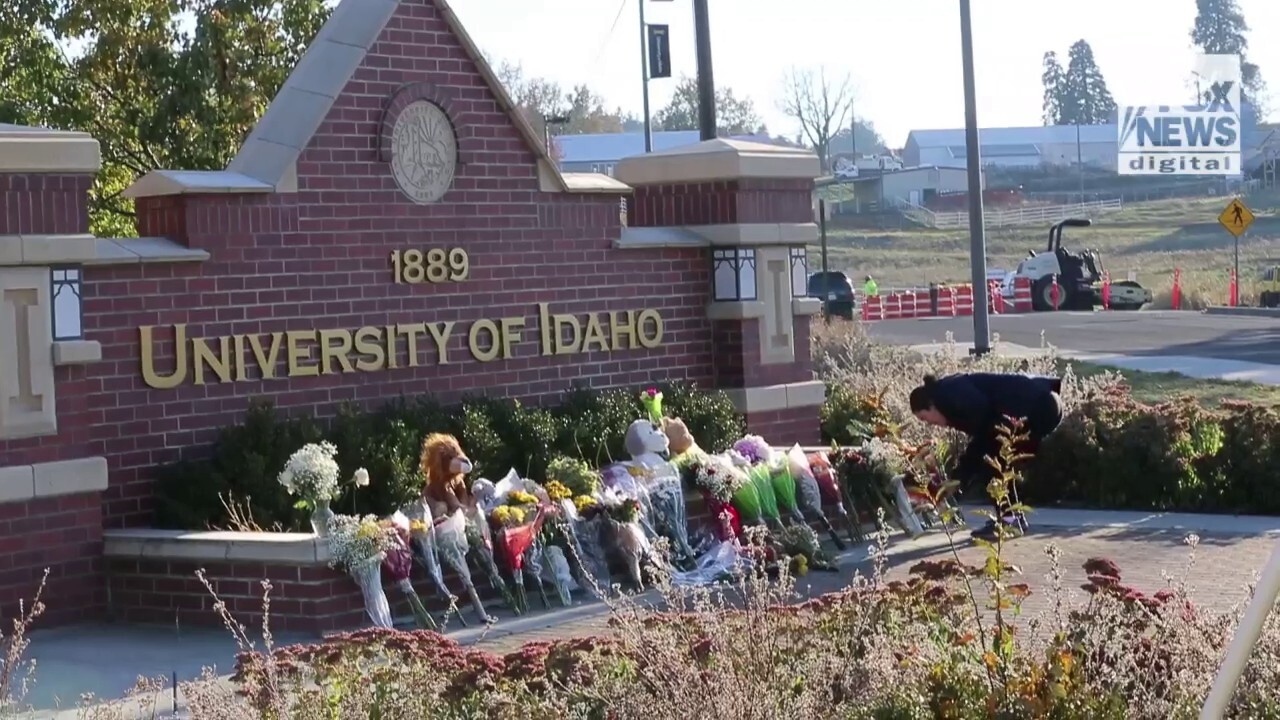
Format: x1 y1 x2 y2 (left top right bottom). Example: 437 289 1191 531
21 506 1280 718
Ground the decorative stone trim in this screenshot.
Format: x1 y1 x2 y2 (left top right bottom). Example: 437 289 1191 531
561 173 631 194
0 456 109 505
615 138 820 186
792 297 824 316
689 223 818 248
706 301 766 321
616 226 707 250
722 380 827 414
0 234 96 266
0 127 102 173
104 528 330 565
122 170 273 199
53 339 102 366
89 237 212 266
376 82 466 165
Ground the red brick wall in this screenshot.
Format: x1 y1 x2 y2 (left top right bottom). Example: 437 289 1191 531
0 173 93 235
0 493 103 625
628 179 813 227
78 0 717 528
745 407 821 446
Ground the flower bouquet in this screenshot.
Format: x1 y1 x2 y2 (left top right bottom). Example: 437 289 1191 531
490 500 546 614
785 445 845 550
538 481 580 606
327 514 397 628
744 462 784 532
767 455 804 528
278 442 369 536
774 523 838 573
402 498 465 624
383 512 438 630
640 386 663 425
465 507 517 611
434 509 495 624
566 495 612 596
602 463 662 543
601 493 652 590
811 450 863 544
635 463 696 566
693 454 760 531
863 438 925 537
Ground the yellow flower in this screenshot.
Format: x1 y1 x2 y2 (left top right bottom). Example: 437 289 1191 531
573 495 598 514
507 490 539 506
790 555 809 577
509 506 526 526
409 519 428 534
356 522 379 540
544 480 573 502
492 506 513 525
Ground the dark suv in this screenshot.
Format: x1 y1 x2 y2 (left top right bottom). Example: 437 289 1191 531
807 271 856 319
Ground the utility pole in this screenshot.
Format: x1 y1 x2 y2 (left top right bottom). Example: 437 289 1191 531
959 0 991 356
1076 122 1084 203
850 103 857 160
693 0 716 141
639 0 653 152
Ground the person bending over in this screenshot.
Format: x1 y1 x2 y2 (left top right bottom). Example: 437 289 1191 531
908 372 1063 540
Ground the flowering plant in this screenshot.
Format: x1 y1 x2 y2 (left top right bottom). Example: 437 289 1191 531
640 387 664 425
606 497 642 524
383 513 437 630
506 490 540 507
492 505 527 528
573 495 600 516
278 442 342 511
327 513 398 628
691 456 746 504
546 456 599 497
494 506 545 613
544 480 573 502
732 435 773 466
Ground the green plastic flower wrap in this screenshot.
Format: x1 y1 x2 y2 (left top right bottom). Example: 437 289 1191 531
747 464 783 528
768 458 803 526
640 387 664 425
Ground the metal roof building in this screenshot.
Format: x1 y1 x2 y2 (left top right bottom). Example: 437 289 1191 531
903 124 1120 170
554 131 784 175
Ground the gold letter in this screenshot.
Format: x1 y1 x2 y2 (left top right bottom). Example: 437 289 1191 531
286 330 319 377
354 327 386 371
193 336 233 385
427 321 455 364
468 319 501 362
499 317 524 359
538 302 554 356
609 310 636 351
248 332 285 379
140 325 188 390
398 323 426 367
581 313 609 352
552 313 582 355
637 309 664 348
233 335 248 381
319 328 354 375
384 325 399 369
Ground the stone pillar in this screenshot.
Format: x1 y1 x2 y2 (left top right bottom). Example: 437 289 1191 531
615 139 825 444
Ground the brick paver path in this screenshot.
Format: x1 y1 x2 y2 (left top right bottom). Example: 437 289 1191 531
461 523 1278 654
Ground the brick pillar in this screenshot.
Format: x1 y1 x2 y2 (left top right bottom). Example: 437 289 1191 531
615 139 824 444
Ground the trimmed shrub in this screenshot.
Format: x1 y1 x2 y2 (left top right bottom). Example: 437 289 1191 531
153 381 743 532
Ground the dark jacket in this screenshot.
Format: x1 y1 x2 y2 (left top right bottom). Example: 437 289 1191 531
928 373 1063 485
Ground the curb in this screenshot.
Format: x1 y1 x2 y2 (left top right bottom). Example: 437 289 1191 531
1204 306 1280 318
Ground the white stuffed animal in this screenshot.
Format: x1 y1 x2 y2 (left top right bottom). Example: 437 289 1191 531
624 418 670 468
470 478 497 512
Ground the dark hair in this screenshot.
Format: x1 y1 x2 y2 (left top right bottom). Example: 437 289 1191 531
909 375 937 413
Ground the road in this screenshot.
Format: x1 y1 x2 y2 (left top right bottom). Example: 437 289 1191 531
867 310 1280 364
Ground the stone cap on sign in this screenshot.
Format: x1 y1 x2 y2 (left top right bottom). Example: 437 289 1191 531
0 123 101 174
104 528 333 566
614 138 820 187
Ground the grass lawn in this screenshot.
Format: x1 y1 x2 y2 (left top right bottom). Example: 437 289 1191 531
811 190 1280 306
1067 359 1280 407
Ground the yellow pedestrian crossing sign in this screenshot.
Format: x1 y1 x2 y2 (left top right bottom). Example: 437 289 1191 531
1219 197 1255 238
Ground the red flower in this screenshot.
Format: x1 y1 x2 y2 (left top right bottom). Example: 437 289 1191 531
702 491 742 540
381 538 415 583
645 387 658 397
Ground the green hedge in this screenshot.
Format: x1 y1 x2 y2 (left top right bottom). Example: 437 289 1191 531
154 381 744 532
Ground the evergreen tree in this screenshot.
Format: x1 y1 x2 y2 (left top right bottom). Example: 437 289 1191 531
1190 0 1265 109
1041 51 1066 125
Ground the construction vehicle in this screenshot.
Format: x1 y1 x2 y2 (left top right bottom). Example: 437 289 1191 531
1261 266 1280 308
1005 218 1152 312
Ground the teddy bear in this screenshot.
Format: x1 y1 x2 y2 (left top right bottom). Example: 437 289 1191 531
660 416 702 457
420 433 475 519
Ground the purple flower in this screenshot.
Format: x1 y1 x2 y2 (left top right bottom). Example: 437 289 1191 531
732 435 772 465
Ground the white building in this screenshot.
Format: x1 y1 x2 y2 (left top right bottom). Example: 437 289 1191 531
903 125 1119 170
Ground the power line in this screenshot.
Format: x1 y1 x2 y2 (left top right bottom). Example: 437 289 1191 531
587 0 630 83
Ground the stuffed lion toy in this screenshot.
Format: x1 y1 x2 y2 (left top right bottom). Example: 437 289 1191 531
420 433 474 516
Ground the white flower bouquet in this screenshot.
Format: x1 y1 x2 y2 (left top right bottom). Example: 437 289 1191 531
278 441 370 536
434 509 494 624
402 498 461 622
327 513 397 628
642 465 696 565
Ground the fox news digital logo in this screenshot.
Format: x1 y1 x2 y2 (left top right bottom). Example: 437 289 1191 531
1117 54 1241 176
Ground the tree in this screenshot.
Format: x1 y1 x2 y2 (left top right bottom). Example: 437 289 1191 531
654 75 763 136
778 66 853 172
0 0 331 237
1191 0 1265 111
1041 51 1066 125
490 58 634 137
1040 40 1115 125
826 119 888 159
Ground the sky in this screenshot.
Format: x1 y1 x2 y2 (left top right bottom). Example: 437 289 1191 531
448 0 1280 148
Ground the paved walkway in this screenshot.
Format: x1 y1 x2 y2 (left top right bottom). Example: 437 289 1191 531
23 508 1280 718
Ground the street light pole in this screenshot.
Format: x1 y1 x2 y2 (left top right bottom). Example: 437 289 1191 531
639 0 653 152
959 0 991 356
1076 122 1084 203
693 0 716 141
